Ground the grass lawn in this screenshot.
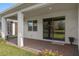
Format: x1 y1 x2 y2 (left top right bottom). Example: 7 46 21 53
54 33 64 39
54 30 65 32
54 30 65 39
0 40 35 56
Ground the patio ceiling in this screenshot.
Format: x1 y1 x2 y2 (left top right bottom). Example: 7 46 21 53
23 3 77 18
5 3 77 20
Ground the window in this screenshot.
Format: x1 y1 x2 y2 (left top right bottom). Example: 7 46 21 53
28 20 37 31
28 21 33 31
33 20 37 31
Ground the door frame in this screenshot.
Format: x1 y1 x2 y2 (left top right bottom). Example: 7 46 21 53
43 16 65 41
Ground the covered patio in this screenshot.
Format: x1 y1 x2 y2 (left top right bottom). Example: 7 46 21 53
1 3 79 56
7 38 78 56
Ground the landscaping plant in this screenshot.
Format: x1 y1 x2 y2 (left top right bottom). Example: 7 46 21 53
39 49 63 56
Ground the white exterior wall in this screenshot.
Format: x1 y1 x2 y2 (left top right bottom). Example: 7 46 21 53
23 5 78 45
24 18 43 40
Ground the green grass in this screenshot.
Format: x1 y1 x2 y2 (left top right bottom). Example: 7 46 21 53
54 30 65 39
54 33 64 39
0 40 35 56
54 30 65 32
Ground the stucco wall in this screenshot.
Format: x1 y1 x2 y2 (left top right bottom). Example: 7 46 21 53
24 5 78 45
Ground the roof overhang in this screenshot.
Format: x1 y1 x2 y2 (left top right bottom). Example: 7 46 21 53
0 4 22 15
0 3 38 17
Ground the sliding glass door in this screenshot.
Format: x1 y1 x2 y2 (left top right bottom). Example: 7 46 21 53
43 18 52 39
53 17 65 41
43 16 65 41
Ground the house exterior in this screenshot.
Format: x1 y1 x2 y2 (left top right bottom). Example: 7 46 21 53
0 3 79 51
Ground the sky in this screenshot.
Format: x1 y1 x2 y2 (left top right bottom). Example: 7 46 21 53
0 3 15 12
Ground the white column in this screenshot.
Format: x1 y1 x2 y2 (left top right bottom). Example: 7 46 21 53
12 22 15 35
17 12 24 47
1 17 7 39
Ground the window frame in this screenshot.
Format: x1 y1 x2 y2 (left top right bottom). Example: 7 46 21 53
28 20 37 31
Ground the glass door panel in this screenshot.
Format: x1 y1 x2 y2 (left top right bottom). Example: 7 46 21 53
53 20 65 41
43 18 52 39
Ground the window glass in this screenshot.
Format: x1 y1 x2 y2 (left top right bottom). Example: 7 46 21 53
28 20 37 31
33 20 37 31
28 21 33 31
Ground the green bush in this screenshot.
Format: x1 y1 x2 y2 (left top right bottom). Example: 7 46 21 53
39 49 63 56
8 35 17 39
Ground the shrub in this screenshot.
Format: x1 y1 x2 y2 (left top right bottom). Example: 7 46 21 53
39 49 63 56
7 35 17 39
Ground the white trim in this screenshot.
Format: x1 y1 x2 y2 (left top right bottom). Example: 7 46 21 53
20 3 50 12
7 19 18 22
3 12 17 18
43 39 65 45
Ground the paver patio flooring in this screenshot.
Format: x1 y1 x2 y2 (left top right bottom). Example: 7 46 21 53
8 38 78 56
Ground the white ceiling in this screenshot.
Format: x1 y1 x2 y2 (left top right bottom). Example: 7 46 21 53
6 3 77 20
24 3 77 18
